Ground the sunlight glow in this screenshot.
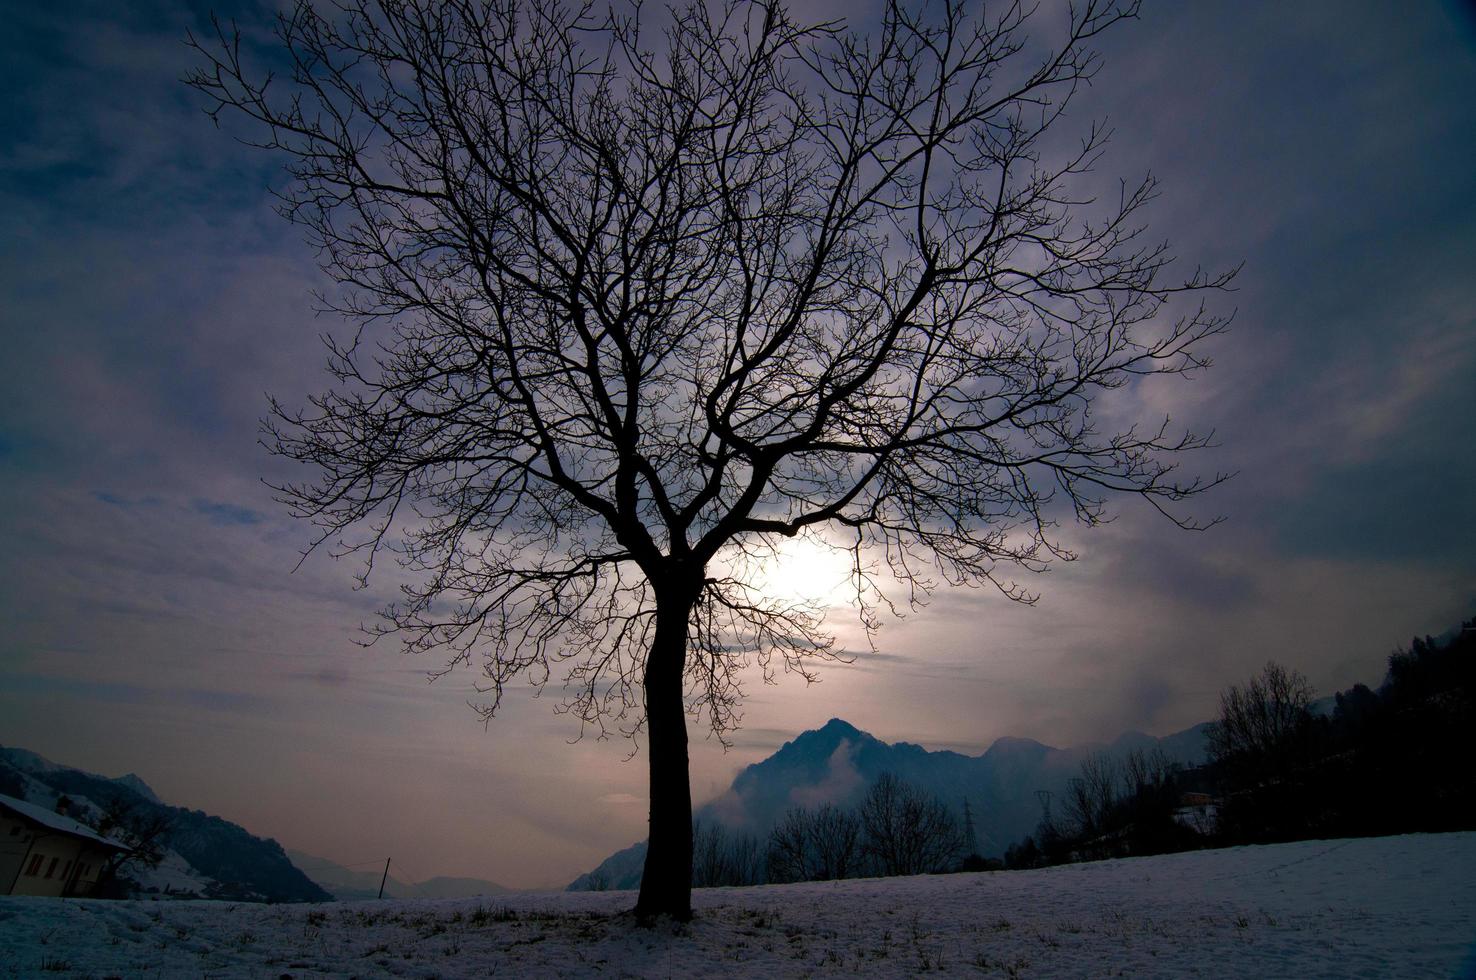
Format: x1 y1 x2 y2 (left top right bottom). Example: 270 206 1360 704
752 535 855 608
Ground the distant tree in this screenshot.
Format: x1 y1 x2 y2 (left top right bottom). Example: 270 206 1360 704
1351 623 1476 835
1024 787 1072 865
809 803 863 881
860 773 967 876
1003 834 1041 870
1063 752 1118 839
1385 626 1476 708
188 0 1230 920
1332 682 1379 731
1120 747 1172 798
767 803 861 883
690 821 728 888
1206 661 1320 843
1207 661 1315 779
692 820 765 887
92 795 172 897
766 808 813 884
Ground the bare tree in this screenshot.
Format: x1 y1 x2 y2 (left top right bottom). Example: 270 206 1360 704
92 796 172 897
692 819 765 887
1064 752 1118 839
1120 746 1173 799
860 773 967 876
188 0 1229 920
1208 662 1315 779
810 802 864 881
767 802 861 882
767 807 814 884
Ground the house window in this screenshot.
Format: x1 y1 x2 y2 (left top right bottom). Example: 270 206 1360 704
62 860 73 878
26 854 44 876
45 856 59 878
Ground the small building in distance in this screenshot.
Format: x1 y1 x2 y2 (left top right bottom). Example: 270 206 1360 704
0 793 131 897
1173 791 1220 837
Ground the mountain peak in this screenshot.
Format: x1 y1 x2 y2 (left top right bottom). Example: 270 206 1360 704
573 717 1214 887
780 718 874 759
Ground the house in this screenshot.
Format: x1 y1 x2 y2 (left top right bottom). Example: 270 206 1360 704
1173 792 1221 836
0 793 131 897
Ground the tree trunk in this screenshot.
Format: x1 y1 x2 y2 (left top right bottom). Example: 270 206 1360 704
634 585 697 922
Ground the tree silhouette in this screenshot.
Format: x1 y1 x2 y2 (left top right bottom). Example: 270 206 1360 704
859 772 967 876
691 819 765 887
768 802 861 882
1064 751 1117 839
1208 661 1315 781
188 0 1229 919
92 795 172 897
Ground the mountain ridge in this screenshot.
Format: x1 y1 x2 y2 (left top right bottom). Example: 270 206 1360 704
569 717 1210 890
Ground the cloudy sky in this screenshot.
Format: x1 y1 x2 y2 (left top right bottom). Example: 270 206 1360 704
1 0 1473 889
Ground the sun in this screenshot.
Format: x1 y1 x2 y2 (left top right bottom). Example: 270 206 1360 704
752 535 855 608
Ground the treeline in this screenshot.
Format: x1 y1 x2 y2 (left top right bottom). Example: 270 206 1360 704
613 615 1476 888
1212 619 1476 843
1005 615 1476 869
1004 746 1201 868
600 773 977 890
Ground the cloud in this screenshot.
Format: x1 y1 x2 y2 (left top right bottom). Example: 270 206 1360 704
1 671 273 716
192 499 265 527
788 740 864 810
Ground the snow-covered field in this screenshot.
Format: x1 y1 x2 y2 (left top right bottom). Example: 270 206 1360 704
3 833 1474 978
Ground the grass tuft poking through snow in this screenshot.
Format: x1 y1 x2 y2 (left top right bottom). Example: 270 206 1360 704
2 832 1474 977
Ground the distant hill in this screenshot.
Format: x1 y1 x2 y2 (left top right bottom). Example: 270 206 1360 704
287 850 416 900
567 840 648 892
0 746 329 903
287 850 509 901
568 718 1209 890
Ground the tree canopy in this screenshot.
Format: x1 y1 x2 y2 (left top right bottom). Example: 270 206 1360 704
189 0 1230 919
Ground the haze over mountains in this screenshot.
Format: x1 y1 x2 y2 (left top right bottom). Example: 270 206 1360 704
5 714 1211 900
4 713 1212 901
569 717 1211 890
287 850 509 901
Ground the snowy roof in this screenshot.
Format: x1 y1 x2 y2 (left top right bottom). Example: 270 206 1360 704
0 793 131 852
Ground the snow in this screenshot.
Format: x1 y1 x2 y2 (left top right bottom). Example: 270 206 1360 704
3 832 1474 977
0 793 129 852
137 849 218 898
